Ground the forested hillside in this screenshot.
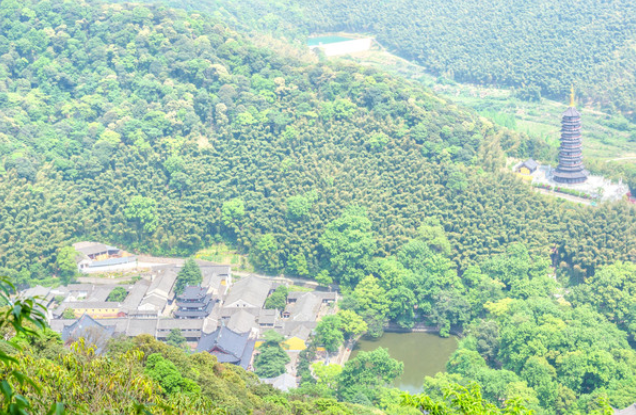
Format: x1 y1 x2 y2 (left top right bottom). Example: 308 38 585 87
181 0 636 117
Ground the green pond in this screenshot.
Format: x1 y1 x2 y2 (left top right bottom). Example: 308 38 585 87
307 36 353 46
351 332 458 394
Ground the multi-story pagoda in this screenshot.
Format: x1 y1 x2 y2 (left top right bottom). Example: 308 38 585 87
174 286 213 319
553 88 589 184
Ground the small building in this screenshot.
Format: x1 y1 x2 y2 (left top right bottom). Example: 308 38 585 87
73 242 121 260
22 285 54 310
261 373 297 392
157 318 205 341
138 294 168 314
196 326 256 369
73 241 136 272
288 291 336 305
174 286 213 319
516 159 539 175
201 264 232 296
120 279 151 314
55 301 124 319
145 266 178 300
283 321 316 343
257 309 279 329
137 266 178 314
124 318 158 338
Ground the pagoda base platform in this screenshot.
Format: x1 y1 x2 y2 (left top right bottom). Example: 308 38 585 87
528 166 629 203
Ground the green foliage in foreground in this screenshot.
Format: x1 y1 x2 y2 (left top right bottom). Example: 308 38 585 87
0 271 621 415
2 331 376 414
0 299 540 415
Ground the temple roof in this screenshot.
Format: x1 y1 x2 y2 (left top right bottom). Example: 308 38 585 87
178 286 208 301
196 326 255 368
562 106 580 117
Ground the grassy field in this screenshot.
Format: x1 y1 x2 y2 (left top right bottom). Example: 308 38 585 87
195 243 254 272
348 47 636 166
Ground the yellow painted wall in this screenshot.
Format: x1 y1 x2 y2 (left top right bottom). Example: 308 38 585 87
72 308 120 319
515 173 533 181
519 167 530 175
283 337 307 351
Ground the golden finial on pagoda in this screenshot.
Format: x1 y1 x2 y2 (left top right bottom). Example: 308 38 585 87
569 85 575 107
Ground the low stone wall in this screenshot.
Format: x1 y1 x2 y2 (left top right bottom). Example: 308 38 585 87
136 255 186 265
383 322 463 337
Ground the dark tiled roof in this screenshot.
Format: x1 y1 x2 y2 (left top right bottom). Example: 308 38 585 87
227 309 257 333
157 318 204 331
196 326 254 368
121 279 151 311
174 301 214 318
220 307 260 319
522 158 539 171
73 242 119 257
224 276 271 308
61 314 115 343
125 318 158 337
284 292 321 322
283 321 317 337
257 309 278 326
178 286 208 301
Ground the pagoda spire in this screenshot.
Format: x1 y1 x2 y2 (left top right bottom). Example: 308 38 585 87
569 85 575 107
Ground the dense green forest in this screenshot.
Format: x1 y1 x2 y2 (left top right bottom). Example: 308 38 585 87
2 0 636 413
166 0 636 118
1 0 635 287
109 0 636 190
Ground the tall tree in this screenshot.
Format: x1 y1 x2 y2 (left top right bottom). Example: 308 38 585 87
175 258 202 295
315 315 344 352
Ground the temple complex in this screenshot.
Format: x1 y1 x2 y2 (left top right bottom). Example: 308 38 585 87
553 88 589 184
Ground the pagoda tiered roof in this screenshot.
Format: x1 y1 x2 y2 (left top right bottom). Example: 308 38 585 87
553 101 588 184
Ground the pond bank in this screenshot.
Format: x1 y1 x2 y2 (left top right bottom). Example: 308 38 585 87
383 322 463 336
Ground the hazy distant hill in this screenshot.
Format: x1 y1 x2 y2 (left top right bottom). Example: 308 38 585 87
168 0 636 118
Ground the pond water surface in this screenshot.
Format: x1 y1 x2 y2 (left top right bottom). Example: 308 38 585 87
307 36 354 46
351 332 458 394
